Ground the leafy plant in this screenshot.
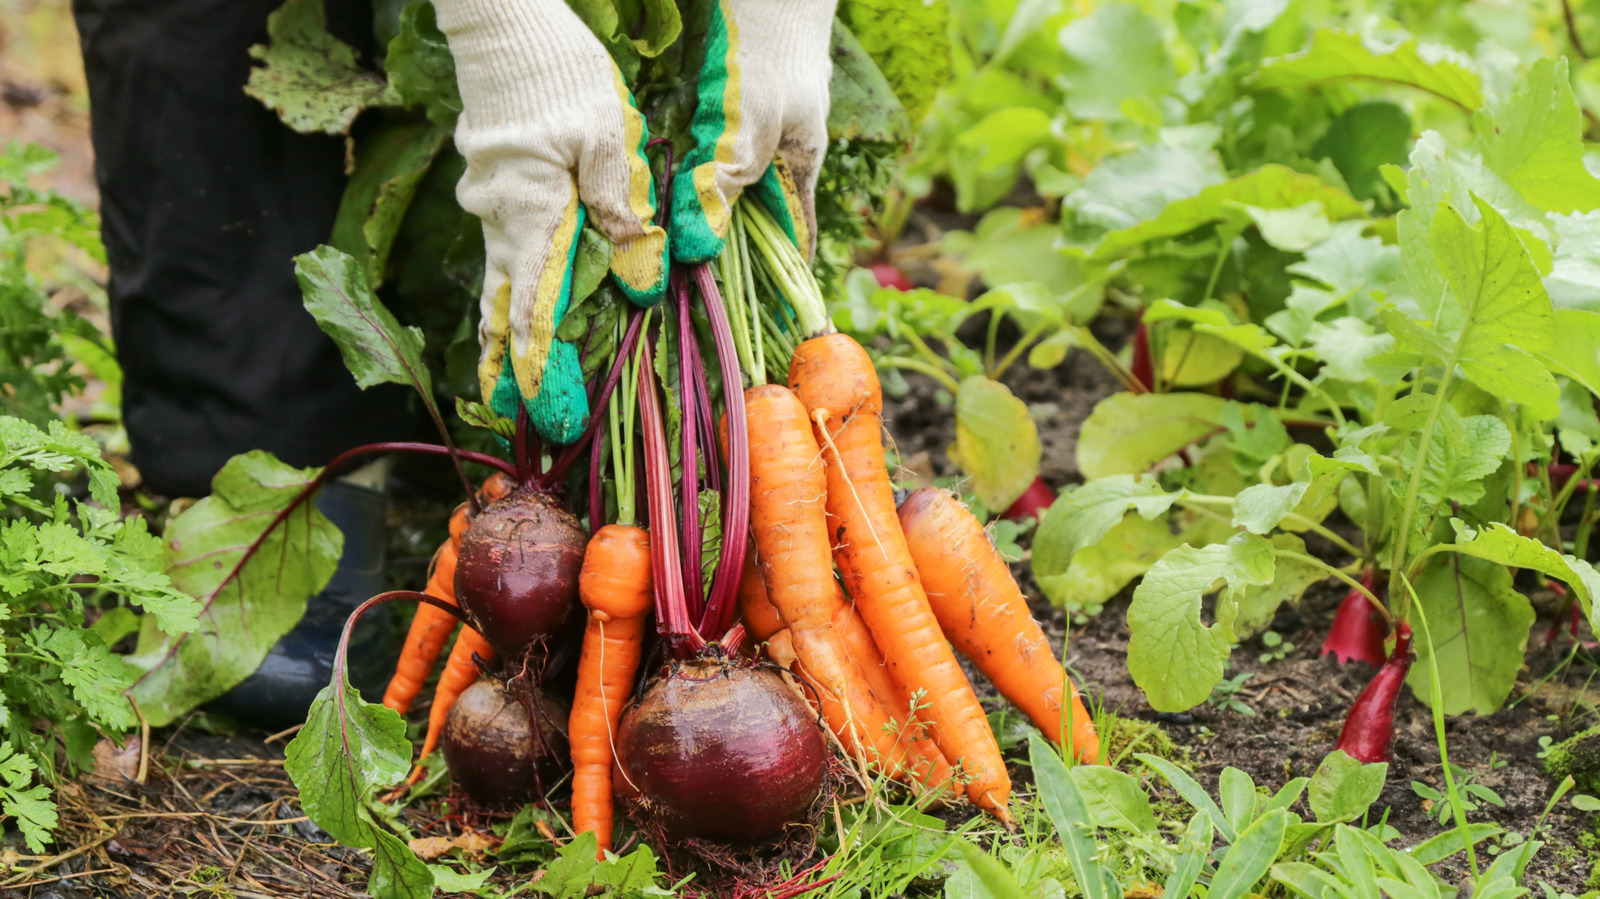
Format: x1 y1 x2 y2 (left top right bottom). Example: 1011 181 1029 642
0 416 200 851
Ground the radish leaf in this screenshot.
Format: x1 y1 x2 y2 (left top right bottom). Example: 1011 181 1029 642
1444 519 1600 624
1075 392 1230 479
1252 29 1481 111
949 376 1040 511
1403 555 1533 714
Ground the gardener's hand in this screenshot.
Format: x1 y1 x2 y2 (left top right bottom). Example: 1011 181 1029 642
671 0 838 263
435 0 667 445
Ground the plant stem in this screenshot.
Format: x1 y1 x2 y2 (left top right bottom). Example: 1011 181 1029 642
637 337 706 655
675 275 706 618
1277 550 1391 625
694 263 751 639
990 317 1053 381
1179 493 1363 559
1391 351 1461 579
878 357 962 394
546 310 645 488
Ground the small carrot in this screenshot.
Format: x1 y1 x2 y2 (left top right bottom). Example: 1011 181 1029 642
739 557 954 793
570 524 654 857
408 622 495 784
383 473 519 715
743 384 912 778
898 487 1100 764
789 333 1011 822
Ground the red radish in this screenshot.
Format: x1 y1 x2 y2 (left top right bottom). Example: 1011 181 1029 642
868 262 914 291
612 657 827 843
1335 621 1413 763
453 486 587 661
1321 568 1387 667
1129 312 1154 392
442 678 571 808
1002 476 1056 521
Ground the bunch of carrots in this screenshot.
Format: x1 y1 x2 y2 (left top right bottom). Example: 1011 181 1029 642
372 201 1100 855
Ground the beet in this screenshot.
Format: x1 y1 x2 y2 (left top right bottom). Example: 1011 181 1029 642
1001 476 1056 521
1335 621 1413 763
614 658 827 844
442 678 571 807
1321 569 1387 667
454 487 586 660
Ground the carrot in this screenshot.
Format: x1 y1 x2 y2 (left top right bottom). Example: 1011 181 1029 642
570 524 654 857
788 333 1011 822
408 621 495 784
743 384 912 778
897 487 1101 763
383 474 518 714
738 556 955 793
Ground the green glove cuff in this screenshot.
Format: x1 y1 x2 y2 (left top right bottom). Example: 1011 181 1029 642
490 205 590 445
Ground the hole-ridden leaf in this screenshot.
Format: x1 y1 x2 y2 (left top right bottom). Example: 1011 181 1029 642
285 668 433 899
948 376 1041 511
1308 749 1388 823
1031 475 1179 605
1127 533 1276 712
1403 555 1534 715
1444 519 1600 626
1075 393 1231 480
1030 735 1117 899
127 452 341 727
1252 29 1482 111
244 0 400 136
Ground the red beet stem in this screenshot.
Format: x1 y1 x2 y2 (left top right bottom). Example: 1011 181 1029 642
676 274 706 618
637 339 707 655
693 263 751 640
1002 476 1056 521
1335 621 1413 763
1129 311 1154 393
1321 568 1387 666
554 309 645 491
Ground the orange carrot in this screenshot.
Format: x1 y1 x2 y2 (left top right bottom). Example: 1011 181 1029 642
383 473 518 714
898 487 1101 763
743 384 911 778
570 524 654 857
739 557 955 793
408 622 494 784
789 333 1011 822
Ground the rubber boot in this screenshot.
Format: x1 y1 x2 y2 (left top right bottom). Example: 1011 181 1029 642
205 480 397 732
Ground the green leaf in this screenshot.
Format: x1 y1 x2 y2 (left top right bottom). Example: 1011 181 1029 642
0 742 56 853
455 397 516 440
385 1 461 127
244 0 399 135
1253 29 1482 111
836 0 950 125
1422 198 1560 417
286 673 433 899
429 865 494 892
1404 555 1533 715
1232 481 1309 534
127 452 341 727
948 377 1041 511
1075 392 1230 479
828 21 912 144
1036 514 1219 614
1480 57 1600 215
1444 519 1600 626
1136 753 1236 841
1209 809 1288 899
1535 308 1600 395
330 120 450 286
1127 533 1276 712
1032 475 1177 582
1312 102 1412 203
1056 2 1173 122
1030 735 1116 899
530 832 665 898
951 841 1029 899
1308 749 1388 823
1069 766 1159 833
1246 203 1333 253
1089 165 1365 262
1236 534 1327 636
949 108 1056 213
1065 139 1225 232
1160 330 1244 387
1165 812 1212 899
296 245 436 403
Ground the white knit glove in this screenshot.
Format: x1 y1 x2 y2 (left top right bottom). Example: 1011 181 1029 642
434 0 667 444
670 0 838 263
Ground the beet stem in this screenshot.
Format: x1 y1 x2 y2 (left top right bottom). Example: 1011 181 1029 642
693 263 751 639
515 406 531 486
638 338 707 655
546 310 645 489
676 274 706 618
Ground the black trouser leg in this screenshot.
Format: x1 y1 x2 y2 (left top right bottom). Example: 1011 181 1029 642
73 0 415 498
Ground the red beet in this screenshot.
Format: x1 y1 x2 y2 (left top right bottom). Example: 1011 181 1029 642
869 262 914 291
1002 476 1056 521
454 487 586 660
614 658 827 844
1335 621 1413 763
1321 569 1387 666
442 678 570 808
